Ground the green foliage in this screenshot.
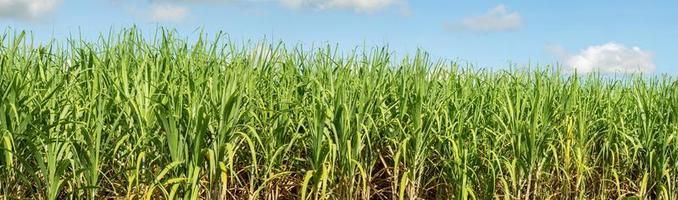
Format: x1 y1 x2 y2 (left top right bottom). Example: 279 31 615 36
0 28 677 199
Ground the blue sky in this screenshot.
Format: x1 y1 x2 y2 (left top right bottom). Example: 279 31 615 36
1 0 677 74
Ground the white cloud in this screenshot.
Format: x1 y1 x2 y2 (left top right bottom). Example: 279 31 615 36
150 3 189 22
278 0 404 13
550 43 656 74
145 0 407 13
449 4 522 32
0 0 61 21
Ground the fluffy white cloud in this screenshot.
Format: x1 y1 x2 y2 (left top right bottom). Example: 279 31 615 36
145 0 406 13
549 43 656 74
0 0 61 20
449 4 522 32
279 0 402 13
150 3 189 22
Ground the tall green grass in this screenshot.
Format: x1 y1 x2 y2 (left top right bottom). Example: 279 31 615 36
0 28 677 199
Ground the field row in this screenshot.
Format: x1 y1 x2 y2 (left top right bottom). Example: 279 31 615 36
1 29 677 199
